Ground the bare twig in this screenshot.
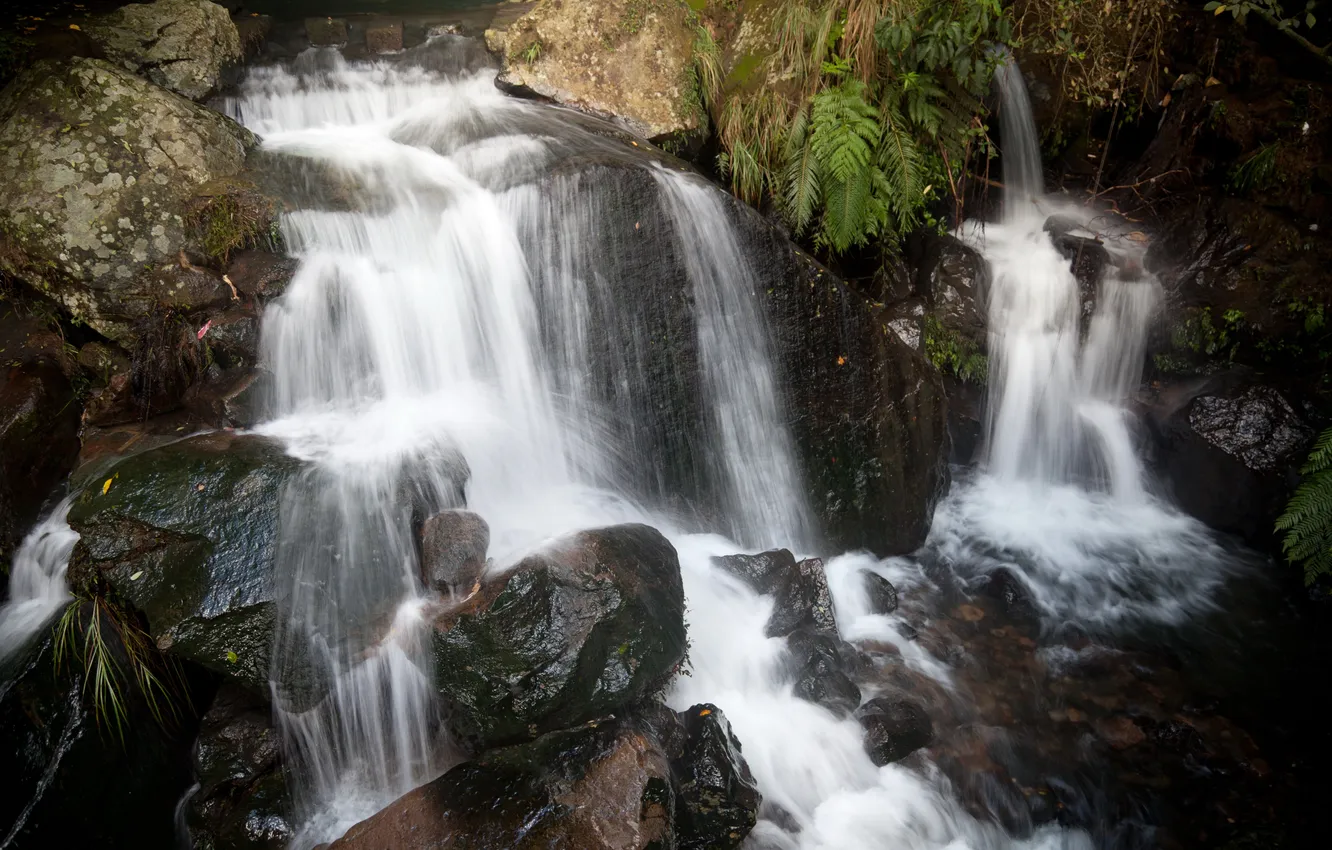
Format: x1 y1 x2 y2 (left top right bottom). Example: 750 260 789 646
1089 169 1188 199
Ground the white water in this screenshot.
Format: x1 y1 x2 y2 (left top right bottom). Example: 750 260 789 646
0 499 77 665
224 40 1087 850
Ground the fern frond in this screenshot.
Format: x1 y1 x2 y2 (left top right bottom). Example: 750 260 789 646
811 80 881 184
819 167 875 253
1277 426 1332 585
780 104 822 234
1301 427 1332 474
876 98 926 232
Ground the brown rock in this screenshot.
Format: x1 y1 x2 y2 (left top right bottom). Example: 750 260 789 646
419 509 489 595
366 19 404 54
955 604 986 623
1094 716 1146 749
306 17 348 47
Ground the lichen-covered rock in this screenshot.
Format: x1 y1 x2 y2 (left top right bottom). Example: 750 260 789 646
84 0 242 101
431 523 686 751
487 0 702 139
328 717 678 850
64 432 305 699
0 58 255 346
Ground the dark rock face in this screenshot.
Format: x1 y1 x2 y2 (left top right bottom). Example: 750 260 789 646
1144 374 1314 541
184 367 266 429
858 694 933 766
865 572 899 615
984 567 1040 626
328 717 678 850
916 233 989 345
0 609 194 848
431 524 686 750
224 250 299 303
187 684 293 850
65 432 305 698
766 557 837 638
0 353 82 572
419 509 489 595
785 628 862 717
673 704 762 850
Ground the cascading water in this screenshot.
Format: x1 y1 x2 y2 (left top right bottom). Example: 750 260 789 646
0 499 77 665
220 38 1088 850
928 61 1241 629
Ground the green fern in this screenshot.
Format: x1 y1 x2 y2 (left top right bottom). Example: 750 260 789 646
1276 427 1332 585
810 79 881 184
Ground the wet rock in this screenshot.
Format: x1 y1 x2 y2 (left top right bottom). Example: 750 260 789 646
203 304 263 371
183 367 266 428
187 684 293 850
419 509 489 595
431 523 686 750
984 567 1040 625
0 357 82 572
865 572 899 615
84 0 241 100
674 704 762 850
915 233 989 345
65 432 307 701
1145 373 1314 541
306 17 349 48
1093 715 1146 750
784 629 862 717
858 693 933 766
766 557 837 638
224 250 299 303
0 607 194 847
0 58 257 346
366 19 405 54
328 717 678 850
712 548 796 595
486 0 702 140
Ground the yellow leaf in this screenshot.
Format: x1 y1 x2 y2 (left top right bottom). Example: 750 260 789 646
698 708 712 716
101 478 112 495
836 355 847 366
130 571 144 581
225 650 239 664
1205 76 1220 87
1214 5 1226 14
69 24 81 31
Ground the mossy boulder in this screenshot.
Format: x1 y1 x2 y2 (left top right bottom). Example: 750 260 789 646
486 0 703 139
0 57 258 346
431 523 686 751
84 0 242 101
65 432 305 699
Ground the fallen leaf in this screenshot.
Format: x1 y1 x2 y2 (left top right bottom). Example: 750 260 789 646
836 355 846 365
130 571 144 581
225 650 239 664
69 24 81 31
195 483 205 492
197 319 213 339
698 708 712 716
101 478 113 495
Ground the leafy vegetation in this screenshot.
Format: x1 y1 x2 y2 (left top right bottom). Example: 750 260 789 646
1277 426 1332 584
923 315 987 382
53 597 186 742
713 0 1010 255
186 184 279 266
1227 142 1281 194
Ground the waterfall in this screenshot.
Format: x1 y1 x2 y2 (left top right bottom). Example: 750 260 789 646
0 499 77 665
221 38 1086 850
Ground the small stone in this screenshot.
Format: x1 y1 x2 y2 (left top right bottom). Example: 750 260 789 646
864 571 899 614
955 604 985 623
1094 715 1145 749
419 509 490 595
858 694 932 765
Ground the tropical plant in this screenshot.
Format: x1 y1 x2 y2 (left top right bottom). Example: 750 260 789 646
53 596 186 742
714 0 1011 255
1276 427 1332 585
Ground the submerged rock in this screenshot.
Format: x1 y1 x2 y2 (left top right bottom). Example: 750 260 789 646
431 523 686 750
864 572 899 615
187 684 293 850
486 0 702 140
328 717 678 850
65 432 305 699
712 548 796 595
673 704 762 850
858 693 933 766
0 57 257 346
766 557 837 638
419 509 489 595
84 0 242 100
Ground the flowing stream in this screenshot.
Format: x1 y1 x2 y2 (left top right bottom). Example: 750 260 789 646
0 37 1254 850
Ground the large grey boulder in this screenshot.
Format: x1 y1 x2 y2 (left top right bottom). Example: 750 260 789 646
84 0 242 101
0 57 257 346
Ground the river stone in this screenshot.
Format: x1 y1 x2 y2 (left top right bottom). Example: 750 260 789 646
486 0 701 139
865 572 899 615
431 523 686 751
186 684 293 850
674 704 762 850
83 0 242 101
0 351 82 574
64 432 306 700
858 693 933 765
711 548 796 595
0 57 255 346
915 233 989 346
0 605 194 847
766 557 836 638
328 717 677 850
419 509 489 595
784 628 862 717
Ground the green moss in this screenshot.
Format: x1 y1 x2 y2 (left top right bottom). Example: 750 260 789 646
186 185 278 266
923 315 987 383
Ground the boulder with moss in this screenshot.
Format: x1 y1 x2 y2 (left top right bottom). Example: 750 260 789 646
486 0 705 140
83 0 242 101
0 57 274 348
